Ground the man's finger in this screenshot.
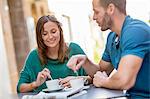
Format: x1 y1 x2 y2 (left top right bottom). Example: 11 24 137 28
76 60 84 70
102 71 108 77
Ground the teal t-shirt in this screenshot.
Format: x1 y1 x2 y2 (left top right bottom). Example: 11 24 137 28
102 16 150 98
17 42 87 93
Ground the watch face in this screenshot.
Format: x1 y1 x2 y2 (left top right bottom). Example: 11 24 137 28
84 78 89 85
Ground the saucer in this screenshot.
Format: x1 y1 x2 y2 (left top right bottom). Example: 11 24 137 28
42 87 63 93
63 87 72 91
82 85 90 90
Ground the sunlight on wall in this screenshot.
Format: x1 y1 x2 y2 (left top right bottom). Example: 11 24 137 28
48 0 95 61
0 14 11 96
127 0 150 25
48 0 150 63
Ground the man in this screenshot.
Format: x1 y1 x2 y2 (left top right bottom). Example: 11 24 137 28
67 0 150 98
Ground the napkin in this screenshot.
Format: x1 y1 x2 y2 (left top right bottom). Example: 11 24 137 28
22 86 84 99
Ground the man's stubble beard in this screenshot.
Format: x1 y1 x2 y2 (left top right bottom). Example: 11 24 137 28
100 13 112 31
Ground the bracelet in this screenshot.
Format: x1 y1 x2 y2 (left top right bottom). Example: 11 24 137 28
30 82 37 90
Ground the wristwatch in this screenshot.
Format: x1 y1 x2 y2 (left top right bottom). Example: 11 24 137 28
84 78 89 85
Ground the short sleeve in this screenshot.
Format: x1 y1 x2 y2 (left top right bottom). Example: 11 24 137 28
17 50 35 93
102 45 111 62
121 27 150 58
101 33 113 62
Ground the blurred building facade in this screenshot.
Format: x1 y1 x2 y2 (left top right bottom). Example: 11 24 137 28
0 0 49 94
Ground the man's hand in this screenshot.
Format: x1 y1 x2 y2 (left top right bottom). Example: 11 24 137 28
93 71 108 87
67 54 87 71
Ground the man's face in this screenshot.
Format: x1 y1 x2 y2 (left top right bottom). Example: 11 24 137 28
92 0 112 31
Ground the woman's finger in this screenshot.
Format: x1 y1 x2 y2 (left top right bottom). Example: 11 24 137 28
43 68 51 79
43 68 50 73
62 82 70 87
41 73 46 79
60 79 68 85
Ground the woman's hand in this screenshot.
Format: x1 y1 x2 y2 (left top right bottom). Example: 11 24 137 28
59 76 77 88
35 68 51 87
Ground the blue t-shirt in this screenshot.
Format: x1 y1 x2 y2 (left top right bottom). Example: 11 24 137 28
102 16 150 98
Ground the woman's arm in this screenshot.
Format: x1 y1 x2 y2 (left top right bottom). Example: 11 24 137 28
19 68 51 93
19 82 38 93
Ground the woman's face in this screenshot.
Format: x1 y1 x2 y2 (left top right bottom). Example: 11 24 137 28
42 21 60 48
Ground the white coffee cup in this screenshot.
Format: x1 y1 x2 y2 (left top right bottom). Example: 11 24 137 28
46 79 62 90
70 78 84 89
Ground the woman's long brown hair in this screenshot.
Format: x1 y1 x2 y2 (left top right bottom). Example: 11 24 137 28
36 15 69 65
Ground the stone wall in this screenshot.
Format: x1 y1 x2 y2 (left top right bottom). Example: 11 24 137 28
7 0 30 72
1 0 49 93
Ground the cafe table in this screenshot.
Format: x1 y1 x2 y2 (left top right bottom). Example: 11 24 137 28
2 85 128 99
69 85 128 99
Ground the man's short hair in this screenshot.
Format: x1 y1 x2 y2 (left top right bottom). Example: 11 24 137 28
99 0 126 15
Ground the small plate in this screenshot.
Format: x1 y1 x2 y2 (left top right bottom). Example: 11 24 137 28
82 86 90 90
63 87 72 91
42 87 63 93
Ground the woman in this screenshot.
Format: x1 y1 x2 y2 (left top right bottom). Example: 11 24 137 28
17 15 91 93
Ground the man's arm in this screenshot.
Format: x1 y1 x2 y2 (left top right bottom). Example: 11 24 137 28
94 55 142 90
82 58 114 78
98 60 114 76
67 55 113 78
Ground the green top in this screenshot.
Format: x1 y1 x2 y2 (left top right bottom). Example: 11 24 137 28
17 42 87 93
